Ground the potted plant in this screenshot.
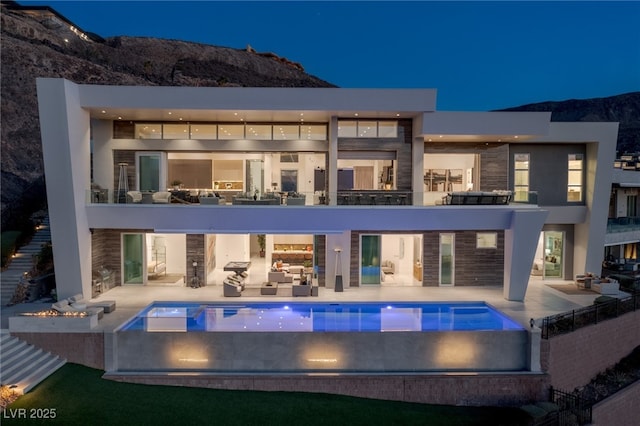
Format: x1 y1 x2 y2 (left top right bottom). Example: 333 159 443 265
257 234 266 257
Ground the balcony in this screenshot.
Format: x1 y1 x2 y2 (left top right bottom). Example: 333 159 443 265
607 217 640 233
88 189 540 208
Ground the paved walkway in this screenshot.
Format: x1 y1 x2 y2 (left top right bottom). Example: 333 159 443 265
1 275 618 332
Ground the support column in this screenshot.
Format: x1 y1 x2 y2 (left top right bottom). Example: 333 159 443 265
503 209 548 301
328 116 338 206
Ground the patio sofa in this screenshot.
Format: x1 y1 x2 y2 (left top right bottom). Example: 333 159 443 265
199 195 223 205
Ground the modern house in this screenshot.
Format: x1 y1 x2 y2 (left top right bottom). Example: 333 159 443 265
36 78 619 303
603 154 640 277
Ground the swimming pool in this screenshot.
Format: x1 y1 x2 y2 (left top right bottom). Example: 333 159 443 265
112 301 529 373
119 301 524 333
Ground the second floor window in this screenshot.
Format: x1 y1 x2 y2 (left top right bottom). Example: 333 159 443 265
514 153 529 202
567 154 583 202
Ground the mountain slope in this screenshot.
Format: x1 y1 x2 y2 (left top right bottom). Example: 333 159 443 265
499 92 640 154
0 5 334 227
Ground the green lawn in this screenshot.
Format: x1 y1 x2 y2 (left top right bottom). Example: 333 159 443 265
4 364 531 425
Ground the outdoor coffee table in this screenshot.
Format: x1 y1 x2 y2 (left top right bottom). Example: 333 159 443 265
223 261 251 276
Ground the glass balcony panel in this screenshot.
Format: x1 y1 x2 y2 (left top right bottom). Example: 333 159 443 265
135 124 162 139
190 124 217 139
217 125 245 139
163 124 189 139
245 124 272 140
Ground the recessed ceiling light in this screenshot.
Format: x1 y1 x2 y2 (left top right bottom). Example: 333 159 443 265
234 112 238 116
354 113 359 117
118 116 122 120
514 135 519 139
168 112 172 115
101 110 106 114
396 113 400 117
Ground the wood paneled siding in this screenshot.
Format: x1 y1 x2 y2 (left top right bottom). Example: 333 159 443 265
315 235 326 287
186 234 205 285
338 119 413 190
91 228 152 288
422 231 504 287
424 142 509 191
113 150 136 194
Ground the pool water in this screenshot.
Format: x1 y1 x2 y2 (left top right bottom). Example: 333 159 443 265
120 301 524 333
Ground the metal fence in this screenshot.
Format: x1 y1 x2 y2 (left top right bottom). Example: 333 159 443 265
541 291 639 339
549 387 592 426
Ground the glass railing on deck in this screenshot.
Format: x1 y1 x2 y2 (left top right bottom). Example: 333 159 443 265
607 217 640 233
87 189 540 207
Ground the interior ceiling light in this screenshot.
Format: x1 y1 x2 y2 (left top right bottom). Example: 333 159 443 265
101 110 106 114
168 112 172 115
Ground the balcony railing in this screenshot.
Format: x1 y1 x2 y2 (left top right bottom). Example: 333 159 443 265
607 216 640 233
86 189 540 207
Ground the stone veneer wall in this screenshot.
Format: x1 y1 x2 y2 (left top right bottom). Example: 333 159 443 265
91 228 153 291
422 231 505 287
338 119 412 190
424 142 509 191
315 235 326 286
186 234 205 285
540 309 640 391
13 332 104 370
105 373 547 407
112 150 136 195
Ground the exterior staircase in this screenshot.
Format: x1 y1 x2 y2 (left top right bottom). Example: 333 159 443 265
1 216 51 306
0 329 66 395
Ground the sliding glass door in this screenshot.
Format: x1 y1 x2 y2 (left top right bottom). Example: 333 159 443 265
136 152 167 192
361 235 381 285
439 233 455 286
122 233 144 285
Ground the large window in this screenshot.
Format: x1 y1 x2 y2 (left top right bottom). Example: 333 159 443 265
567 154 583 202
514 153 530 202
117 122 327 141
476 232 497 249
337 120 398 138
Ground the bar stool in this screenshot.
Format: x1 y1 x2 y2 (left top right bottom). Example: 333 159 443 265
341 194 350 205
369 194 377 205
355 194 362 205
398 195 408 205
384 194 393 205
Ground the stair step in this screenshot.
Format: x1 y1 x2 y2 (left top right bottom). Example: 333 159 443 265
2 351 57 385
1 338 28 359
1 348 45 382
19 358 66 394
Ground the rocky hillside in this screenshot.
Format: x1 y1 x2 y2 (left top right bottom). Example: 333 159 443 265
499 92 640 155
0 4 334 227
